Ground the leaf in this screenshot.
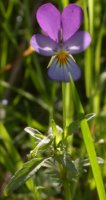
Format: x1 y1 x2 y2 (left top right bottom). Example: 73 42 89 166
50 119 63 145
0 80 50 111
83 157 104 167
37 135 53 148
65 159 78 180
30 134 54 158
5 157 51 193
67 113 96 133
63 156 78 179
0 122 22 169
24 127 44 141
0 123 41 193
67 120 79 133
56 154 78 180
85 113 96 121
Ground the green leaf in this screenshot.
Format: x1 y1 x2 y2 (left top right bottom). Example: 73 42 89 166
24 127 44 141
67 113 96 133
5 157 51 193
64 157 78 180
83 157 104 167
0 146 15 173
51 120 63 145
37 135 53 149
0 122 22 169
0 81 50 111
85 113 96 121
56 154 78 180
30 134 54 158
69 76 106 199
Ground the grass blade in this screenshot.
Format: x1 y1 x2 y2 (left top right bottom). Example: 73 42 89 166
69 77 106 200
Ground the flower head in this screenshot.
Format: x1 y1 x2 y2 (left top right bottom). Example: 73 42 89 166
30 3 91 82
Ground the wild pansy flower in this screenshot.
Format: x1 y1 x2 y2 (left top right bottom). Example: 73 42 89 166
30 3 91 82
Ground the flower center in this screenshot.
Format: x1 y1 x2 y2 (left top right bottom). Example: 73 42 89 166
57 51 69 65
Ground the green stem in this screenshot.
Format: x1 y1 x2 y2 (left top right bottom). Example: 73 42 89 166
62 82 73 137
62 82 67 139
63 179 72 200
61 0 69 7
70 77 106 200
62 82 72 199
83 0 93 97
61 2 72 199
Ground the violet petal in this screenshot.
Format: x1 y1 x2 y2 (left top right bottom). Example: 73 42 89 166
63 31 91 54
67 55 81 80
30 34 58 56
47 55 81 82
62 4 83 41
36 3 61 42
48 56 64 81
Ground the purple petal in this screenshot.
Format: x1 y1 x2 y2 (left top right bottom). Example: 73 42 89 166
48 56 64 81
30 34 58 56
62 4 83 41
67 56 81 80
63 31 91 54
36 3 61 42
47 55 81 82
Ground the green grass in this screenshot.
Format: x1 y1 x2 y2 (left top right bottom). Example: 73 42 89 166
0 0 106 199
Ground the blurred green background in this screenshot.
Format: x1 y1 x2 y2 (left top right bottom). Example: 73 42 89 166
0 0 106 199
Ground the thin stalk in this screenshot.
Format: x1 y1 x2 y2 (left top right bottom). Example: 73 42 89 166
62 82 72 200
93 15 105 114
61 2 73 199
61 0 73 136
88 0 94 37
63 179 72 200
65 83 74 126
70 77 106 200
62 82 73 138
83 0 93 97
61 0 69 7
62 82 67 139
